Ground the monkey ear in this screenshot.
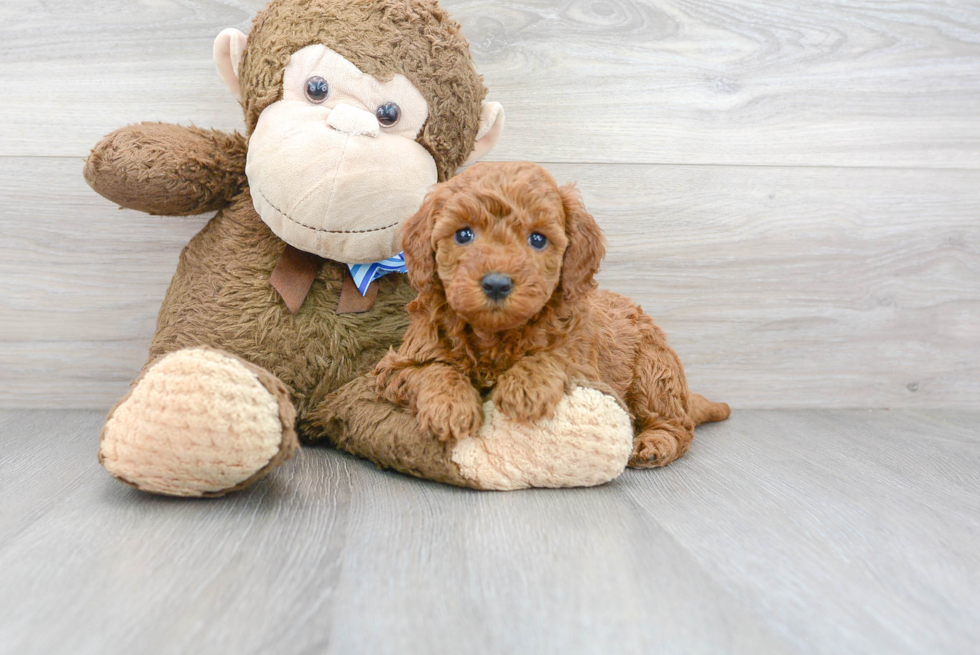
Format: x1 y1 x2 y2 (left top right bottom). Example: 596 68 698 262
558 184 606 302
400 185 448 294
214 28 249 99
462 102 505 167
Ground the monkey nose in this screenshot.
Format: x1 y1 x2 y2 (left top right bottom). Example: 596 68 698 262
481 273 513 302
326 103 380 138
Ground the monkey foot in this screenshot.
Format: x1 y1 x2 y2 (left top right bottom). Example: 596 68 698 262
451 385 633 490
99 347 298 497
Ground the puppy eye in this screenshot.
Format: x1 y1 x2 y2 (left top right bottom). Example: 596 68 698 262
528 232 548 250
305 76 330 104
376 102 401 127
454 228 475 245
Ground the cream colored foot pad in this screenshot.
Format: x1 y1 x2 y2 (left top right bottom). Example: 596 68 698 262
100 348 285 496
452 386 633 490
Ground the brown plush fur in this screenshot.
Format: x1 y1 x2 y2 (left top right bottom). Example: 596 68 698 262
148 196 419 437
84 0 486 450
86 129 418 440
314 375 472 486
83 123 247 216
376 161 731 467
240 0 486 181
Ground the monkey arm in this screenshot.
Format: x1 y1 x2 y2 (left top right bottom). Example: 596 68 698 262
84 122 247 216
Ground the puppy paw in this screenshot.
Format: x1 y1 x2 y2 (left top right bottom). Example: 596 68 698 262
416 388 484 441
629 430 682 468
492 370 565 424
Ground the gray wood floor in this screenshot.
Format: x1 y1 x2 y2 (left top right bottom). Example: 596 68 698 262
2 409 977 655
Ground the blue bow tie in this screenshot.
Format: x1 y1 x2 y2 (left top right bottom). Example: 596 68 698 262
347 253 408 296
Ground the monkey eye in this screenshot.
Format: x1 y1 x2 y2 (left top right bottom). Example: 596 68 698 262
528 232 549 250
454 227 475 245
376 102 401 127
305 76 330 103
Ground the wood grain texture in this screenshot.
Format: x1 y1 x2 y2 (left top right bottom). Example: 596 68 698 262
0 409 977 654
2 1 978 407
1 0 979 167
2 157 977 408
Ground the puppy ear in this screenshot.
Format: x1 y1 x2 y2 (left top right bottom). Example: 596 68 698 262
400 184 447 293
558 184 606 302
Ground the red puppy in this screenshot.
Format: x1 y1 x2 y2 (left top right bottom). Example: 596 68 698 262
375 161 729 467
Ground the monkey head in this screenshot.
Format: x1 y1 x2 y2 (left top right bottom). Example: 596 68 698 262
213 0 504 263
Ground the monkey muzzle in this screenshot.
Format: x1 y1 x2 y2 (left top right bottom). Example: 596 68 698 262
246 100 438 264
326 103 380 138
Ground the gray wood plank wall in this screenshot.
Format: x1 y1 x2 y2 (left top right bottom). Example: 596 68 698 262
1 0 978 409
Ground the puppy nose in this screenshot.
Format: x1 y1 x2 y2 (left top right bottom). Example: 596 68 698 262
481 273 513 301
326 103 380 137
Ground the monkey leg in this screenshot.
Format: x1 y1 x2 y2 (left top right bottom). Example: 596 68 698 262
625 320 699 469
307 375 633 490
99 347 298 497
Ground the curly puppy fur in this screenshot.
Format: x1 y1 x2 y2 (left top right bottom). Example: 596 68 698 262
375 161 730 467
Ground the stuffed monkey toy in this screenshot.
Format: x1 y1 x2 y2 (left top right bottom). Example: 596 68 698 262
85 0 634 496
